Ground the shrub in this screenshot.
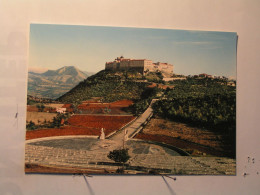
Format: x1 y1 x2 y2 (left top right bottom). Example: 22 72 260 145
107 149 130 164
26 121 36 130
107 149 130 173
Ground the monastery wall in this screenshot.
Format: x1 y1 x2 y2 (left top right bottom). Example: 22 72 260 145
105 57 173 76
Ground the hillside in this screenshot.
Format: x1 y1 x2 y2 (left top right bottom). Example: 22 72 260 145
152 77 236 157
28 66 89 99
57 70 151 104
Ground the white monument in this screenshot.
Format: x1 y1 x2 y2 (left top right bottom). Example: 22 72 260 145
100 128 105 140
124 129 128 141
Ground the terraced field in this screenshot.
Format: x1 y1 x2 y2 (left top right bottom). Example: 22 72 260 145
68 115 135 130
26 114 136 140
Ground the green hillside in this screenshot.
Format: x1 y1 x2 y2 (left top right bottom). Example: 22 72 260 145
56 70 150 104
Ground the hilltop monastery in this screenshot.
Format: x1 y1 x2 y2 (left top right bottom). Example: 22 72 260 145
105 56 173 75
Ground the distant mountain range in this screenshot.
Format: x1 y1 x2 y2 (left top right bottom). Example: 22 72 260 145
28 66 94 99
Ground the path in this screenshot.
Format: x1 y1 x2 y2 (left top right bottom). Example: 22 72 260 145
109 99 158 141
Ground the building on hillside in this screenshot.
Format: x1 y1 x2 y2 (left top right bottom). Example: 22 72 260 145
105 56 173 75
199 73 213 78
56 107 66 114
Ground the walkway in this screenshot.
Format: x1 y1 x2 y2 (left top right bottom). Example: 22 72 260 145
109 99 158 141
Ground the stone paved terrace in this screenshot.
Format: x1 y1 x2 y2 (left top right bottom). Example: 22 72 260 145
25 137 236 175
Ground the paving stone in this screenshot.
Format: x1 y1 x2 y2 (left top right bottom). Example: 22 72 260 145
25 137 235 175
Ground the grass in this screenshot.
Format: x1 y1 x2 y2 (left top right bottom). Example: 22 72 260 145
26 112 57 125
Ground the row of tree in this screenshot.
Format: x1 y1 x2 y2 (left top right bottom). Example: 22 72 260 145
26 113 70 130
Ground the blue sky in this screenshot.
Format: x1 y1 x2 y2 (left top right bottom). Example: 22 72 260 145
29 24 237 78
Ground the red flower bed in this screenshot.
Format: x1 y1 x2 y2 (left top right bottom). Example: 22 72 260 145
110 99 133 107
26 113 135 140
77 100 133 110
26 115 135 140
62 104 74 112
62 104 72 108
68 115 135 130
26 126 102 140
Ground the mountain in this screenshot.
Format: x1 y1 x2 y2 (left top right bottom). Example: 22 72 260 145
41 66 88 84
28 66 89 99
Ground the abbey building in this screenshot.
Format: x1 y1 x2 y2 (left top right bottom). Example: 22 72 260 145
105 56 173 75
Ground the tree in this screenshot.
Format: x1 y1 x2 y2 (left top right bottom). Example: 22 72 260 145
156 71 164 80
141 87 158 99
36 104 45 112
107 149 130 173
26 121 36 130
51 116 61 128
130 99 149 116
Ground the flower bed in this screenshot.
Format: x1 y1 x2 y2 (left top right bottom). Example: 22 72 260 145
77 99 133 110
26 126 101 140
68 115 135 130
26 115 136 140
